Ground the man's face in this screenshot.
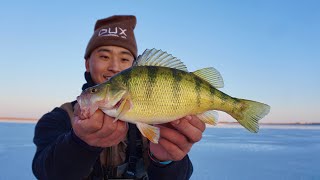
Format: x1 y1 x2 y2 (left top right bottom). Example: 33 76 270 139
86 46 135 84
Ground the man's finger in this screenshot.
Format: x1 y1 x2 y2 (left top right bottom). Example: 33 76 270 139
157 138 187 161
188 115 206 132
156 125 191 151
171 117 203 143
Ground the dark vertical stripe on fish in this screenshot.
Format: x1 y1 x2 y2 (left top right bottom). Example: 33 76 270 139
121 67 132 89
210 86 216 106
220 92 229 106
231 98 240 114
194 76 202 107
171 69 183 109
146 66 158 99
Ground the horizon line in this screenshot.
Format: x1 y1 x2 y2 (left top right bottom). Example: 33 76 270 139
0 116 319 125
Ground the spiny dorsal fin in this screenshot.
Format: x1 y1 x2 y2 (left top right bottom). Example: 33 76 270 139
134 48 188 72
193 67 224 88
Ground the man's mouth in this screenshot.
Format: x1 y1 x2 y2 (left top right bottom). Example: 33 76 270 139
103 75 111 81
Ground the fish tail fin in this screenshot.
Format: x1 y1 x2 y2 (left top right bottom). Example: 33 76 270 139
231 99 270 133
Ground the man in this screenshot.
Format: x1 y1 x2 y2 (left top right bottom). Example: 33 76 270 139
32 15 206 180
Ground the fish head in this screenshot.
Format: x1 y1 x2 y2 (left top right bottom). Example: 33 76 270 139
104 82 128 111
77 83 109 118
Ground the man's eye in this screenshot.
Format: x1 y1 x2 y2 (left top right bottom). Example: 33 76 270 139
100 55 109 59
121 58 129 62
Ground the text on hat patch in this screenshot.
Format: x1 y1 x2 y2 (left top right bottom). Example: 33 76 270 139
98 27 127 39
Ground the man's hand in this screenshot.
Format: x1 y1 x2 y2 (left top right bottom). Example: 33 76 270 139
72 103 128 147
149 115 206 161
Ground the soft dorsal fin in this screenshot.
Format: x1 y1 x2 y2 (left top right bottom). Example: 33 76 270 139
193 67 224 88
134 48 188 72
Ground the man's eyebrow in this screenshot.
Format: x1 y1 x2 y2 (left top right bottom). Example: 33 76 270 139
97 48 111 53
120 50 133 56
97 48 133 56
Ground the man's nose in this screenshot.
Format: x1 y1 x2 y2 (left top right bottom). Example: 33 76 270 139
108 59 121 73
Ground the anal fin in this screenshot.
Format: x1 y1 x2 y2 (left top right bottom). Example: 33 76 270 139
136 122 160 144
196 110 219 125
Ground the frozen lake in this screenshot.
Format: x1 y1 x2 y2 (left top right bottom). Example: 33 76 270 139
0 122 319 180
189 125 320 180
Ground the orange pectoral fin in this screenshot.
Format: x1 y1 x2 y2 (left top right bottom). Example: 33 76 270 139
136 122 160 144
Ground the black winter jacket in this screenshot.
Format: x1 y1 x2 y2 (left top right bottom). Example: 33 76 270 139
32 104 193 180
32 74 193 180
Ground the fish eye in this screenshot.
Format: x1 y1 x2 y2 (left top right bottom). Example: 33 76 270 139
90 88 98 93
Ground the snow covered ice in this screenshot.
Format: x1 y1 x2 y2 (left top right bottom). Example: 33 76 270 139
0 122 319 180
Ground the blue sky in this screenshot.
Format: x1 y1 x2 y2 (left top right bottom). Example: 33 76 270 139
0 0 319 123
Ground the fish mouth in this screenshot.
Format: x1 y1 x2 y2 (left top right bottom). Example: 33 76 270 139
76 95 91 118
77 95 88 109
77 95 84 108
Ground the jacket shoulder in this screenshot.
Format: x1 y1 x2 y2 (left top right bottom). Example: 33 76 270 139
33 106 72 147
36 107 71 129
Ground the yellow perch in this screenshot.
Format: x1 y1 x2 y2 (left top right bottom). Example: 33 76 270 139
77 49 271 143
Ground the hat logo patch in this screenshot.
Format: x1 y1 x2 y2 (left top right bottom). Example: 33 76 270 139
98 27 127 39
